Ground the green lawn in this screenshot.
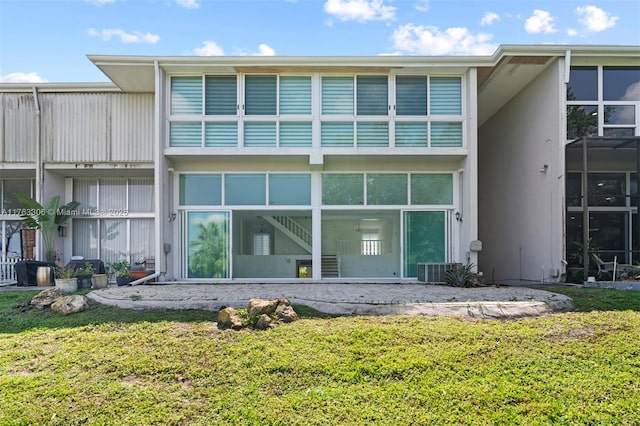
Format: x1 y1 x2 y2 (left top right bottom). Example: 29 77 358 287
1 287 639 425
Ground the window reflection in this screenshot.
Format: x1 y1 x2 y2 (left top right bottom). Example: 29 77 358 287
587 173 625 207
603 66 640 101
568 66 598 101
566 105 597 139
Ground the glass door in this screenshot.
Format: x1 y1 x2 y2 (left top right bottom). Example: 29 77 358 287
403 211 446 278
184 211 230 279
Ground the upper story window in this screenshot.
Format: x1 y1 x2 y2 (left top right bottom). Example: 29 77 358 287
567 66 639 139
169 73 464 149
1 179 34 214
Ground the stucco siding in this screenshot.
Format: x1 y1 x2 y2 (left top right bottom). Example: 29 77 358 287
478 59 565 283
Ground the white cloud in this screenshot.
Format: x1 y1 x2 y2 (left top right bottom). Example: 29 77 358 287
254 44 276 56
0 72 48 83
85 0 117 5
193 41 224 56
391 24 496 55
480 12 499 26
567 28 578 37
525 9 556 34
576 5 618 32
87 28 160 44
324 0 395 22
415 0 429 12
176 0 199 8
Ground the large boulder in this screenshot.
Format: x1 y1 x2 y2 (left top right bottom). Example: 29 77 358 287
247 298 279 316
30 288 65 309
217 307 244 329
276 302 298 323
50 295 89 316
254 314 273 330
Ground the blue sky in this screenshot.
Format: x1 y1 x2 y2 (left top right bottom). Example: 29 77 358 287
1 0 638 83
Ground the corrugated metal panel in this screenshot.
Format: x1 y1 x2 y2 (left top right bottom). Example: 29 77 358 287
41 93 109 162
40 93 153 163
111 93 154 161
1 93 37 162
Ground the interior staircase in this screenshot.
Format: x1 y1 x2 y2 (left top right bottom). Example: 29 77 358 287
321 255 339 277
262 216 312 253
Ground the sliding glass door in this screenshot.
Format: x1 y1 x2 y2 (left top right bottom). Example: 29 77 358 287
184 211 230 279
403 211 446 278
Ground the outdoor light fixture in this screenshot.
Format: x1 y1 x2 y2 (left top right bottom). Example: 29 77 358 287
168 212 177 222
540 164 549 173
455 211 463 222
57 225 67 237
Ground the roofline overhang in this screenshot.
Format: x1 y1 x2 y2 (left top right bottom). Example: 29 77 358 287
0 82 120 93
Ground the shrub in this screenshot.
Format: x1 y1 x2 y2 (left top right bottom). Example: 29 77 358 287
444 263 480 287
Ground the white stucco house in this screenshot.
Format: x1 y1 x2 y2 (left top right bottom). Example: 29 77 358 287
1 44 638 284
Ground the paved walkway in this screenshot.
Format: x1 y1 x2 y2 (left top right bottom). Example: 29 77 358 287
84 283 573 319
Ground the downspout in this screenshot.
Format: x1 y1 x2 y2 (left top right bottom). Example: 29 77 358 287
32 87 43 260
564 50 571 84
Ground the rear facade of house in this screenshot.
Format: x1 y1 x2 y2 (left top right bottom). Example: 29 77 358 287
1 45 638 284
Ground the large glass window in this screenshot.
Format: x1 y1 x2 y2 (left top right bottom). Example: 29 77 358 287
205 75 237 115
567 67 597 101
411 174 453 205
322 174 364 205
171 76 202 115
603 67 640 101
396 76 427 116
367 174 407 205
567 105 598 139
269 174 311 205
180 174 222 206
356 76 388 116
404 211 445 278
430 77 462 115
587 173 625 207
1 179 33 211
245 75 277 115
280 76 312 115
186 211 230 279
322 76 354 115
225 174 266 205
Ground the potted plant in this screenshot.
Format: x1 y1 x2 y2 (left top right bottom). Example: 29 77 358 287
75 262 94 289
16 194 80 263
109 260 133 286
55 265 78 293
130 260 147 281
91 263 109 289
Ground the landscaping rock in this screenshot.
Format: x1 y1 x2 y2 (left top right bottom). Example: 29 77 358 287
30 288 65 309
50 295 89 316
247 298 279 316
217 307 243 329
276 303 298 323
254 314 273 330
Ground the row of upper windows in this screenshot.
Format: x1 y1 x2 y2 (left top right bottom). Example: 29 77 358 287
170 75 463 117
179 173 453 207
566 66 639 140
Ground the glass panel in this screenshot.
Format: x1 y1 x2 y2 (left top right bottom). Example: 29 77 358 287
205 75 237 115
404 211 445 278
4 220 24 258
280 122 312 147
430 77 461 115
396 76 427 116
588 173 625 207
100 219 127 266
566 105 598 139
99 178 126 210
567 67 597 101
130 219 154 265
604 105 635 124
171 76 202 115
3 179 32 210
631 173 638 207
566 172 582 207
603 66 640 101
590 212 626 262
269 174 311 205
411 174 453 205
356 75 388 116
205 122 237 147
431 122 462 147
566 212 583 266
129 178 153 213
322 174 364 205
225 174 266 205
72 219 99 260
187 211 229 278
73 179 97 211
604 128 635 137
395 122 427 147
367 174 407 205
321 122 354 147
280 76 312 115
244 122 276 147
245 75 277 115
170 122 202 147
357 122 388 147
322 76 354 115
180 174 222 206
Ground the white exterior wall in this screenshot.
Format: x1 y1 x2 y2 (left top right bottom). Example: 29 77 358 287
478 59 565 284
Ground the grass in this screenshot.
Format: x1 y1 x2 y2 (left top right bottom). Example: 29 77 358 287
1 287 639 425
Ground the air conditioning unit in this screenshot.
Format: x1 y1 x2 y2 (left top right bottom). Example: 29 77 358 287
417 262 460 283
